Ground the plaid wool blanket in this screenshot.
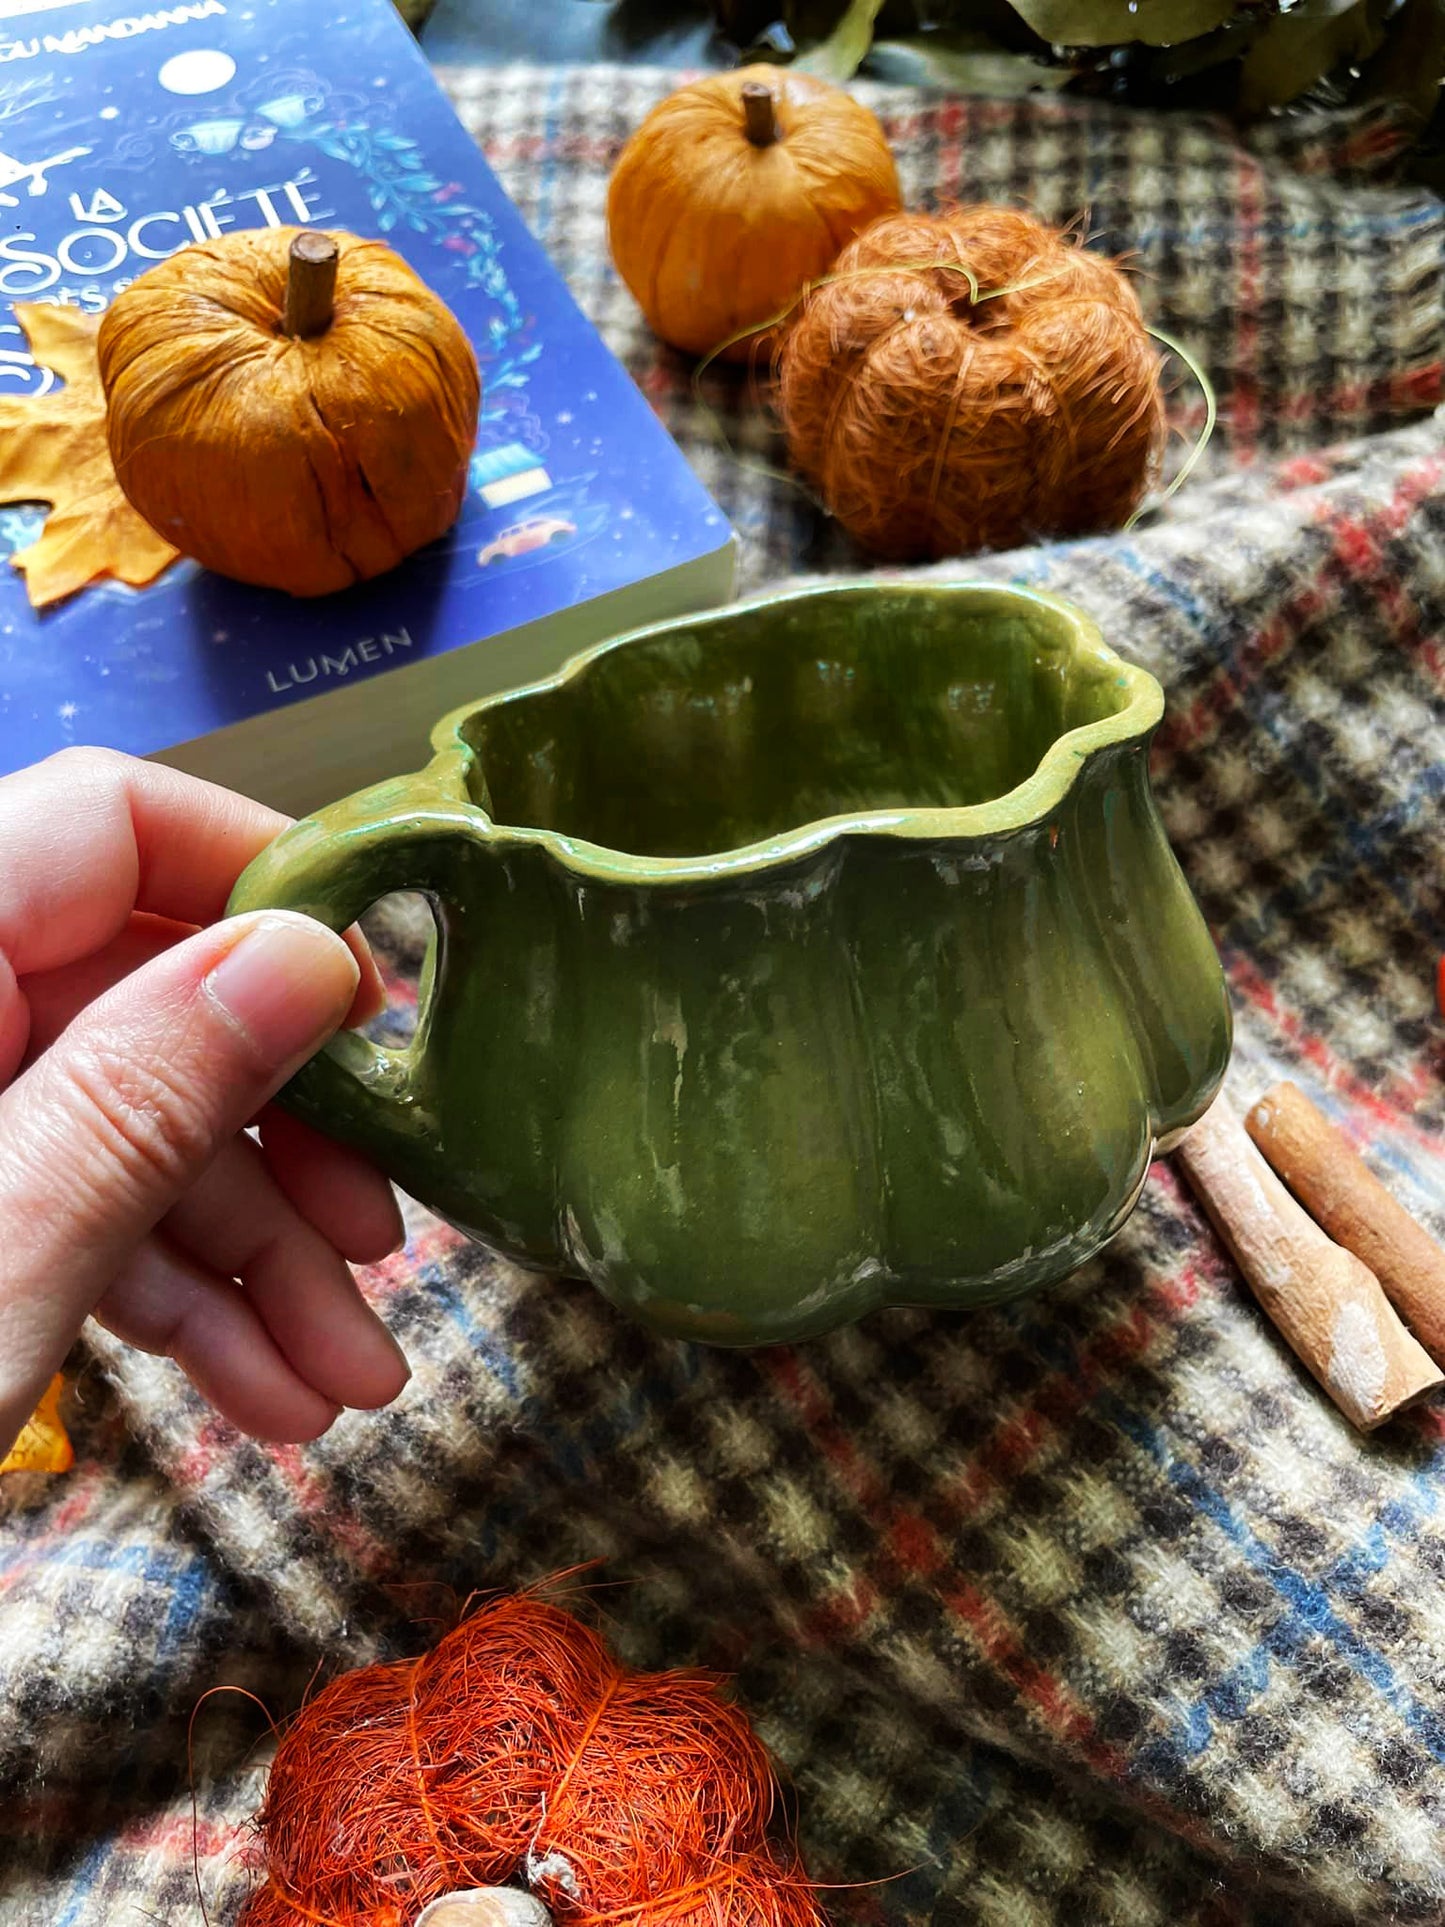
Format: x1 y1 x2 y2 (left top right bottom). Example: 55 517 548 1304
4 61 1445 1927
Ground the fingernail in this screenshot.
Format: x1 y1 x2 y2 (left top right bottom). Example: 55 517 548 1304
205 913 359 1066
345 1324 412 1409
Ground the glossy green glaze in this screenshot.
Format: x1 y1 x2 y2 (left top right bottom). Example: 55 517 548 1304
228 581 1231 1344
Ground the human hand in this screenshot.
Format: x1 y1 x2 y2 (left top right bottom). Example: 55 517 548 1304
0 748 409 1460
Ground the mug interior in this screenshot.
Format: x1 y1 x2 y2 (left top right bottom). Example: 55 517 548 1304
460 588 1137 860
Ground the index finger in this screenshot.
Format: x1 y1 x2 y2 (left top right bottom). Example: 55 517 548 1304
0 748 283 974
0 750 384 1017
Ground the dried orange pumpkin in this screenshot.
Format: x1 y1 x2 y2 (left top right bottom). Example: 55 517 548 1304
97 228 480 598
607 66 901 362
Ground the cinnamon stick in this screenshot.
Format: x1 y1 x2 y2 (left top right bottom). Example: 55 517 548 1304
1247 1080 1445 1366
282 230 338 338
1177 1099 1442 1431
414 1893 552 1927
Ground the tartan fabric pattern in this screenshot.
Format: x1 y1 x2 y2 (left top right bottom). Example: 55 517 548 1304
4 62 1445 1927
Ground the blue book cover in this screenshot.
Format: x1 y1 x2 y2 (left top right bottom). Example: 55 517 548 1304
0 0 735 812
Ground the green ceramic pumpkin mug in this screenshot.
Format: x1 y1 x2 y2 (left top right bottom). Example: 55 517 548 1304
229 581 1232 1344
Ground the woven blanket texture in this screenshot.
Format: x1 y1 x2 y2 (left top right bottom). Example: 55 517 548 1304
4 60 1445 1927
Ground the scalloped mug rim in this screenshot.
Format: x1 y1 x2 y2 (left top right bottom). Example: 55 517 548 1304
427 578 1164 887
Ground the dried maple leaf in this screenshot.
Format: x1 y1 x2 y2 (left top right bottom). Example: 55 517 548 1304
0 303 180 609
0 1374 74 1476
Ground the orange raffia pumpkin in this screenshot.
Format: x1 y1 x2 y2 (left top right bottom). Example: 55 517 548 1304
607 65 901 362
97 227 480 598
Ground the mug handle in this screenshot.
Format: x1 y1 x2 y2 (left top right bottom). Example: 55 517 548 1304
226 799 472 1165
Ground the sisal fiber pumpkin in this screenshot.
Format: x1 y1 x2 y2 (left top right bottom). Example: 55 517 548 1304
237 1593 826 1927
607 66 900 362
776 206 1166 562
97 228 480 597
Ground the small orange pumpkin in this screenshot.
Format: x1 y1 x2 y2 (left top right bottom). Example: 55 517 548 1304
607 66 901 362
98 227 480 598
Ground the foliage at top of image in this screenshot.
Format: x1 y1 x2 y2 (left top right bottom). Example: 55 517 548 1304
709 0 1445 130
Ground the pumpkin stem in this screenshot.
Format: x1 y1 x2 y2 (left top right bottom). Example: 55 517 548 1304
282 231 339 338
740 81 778 148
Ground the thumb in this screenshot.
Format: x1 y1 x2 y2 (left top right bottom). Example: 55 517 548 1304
0 911 359 1443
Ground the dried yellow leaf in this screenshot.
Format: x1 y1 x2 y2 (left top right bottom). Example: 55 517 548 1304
0 303 180 609
1 1374 74 1476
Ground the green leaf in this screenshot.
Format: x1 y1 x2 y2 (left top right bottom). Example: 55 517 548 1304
1238 0 1387 110
791 0 887 74
1284 0 1388 16
782 0 853 43
866 30 1076 88
1004 0 1241 48
1357 0 1445 125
